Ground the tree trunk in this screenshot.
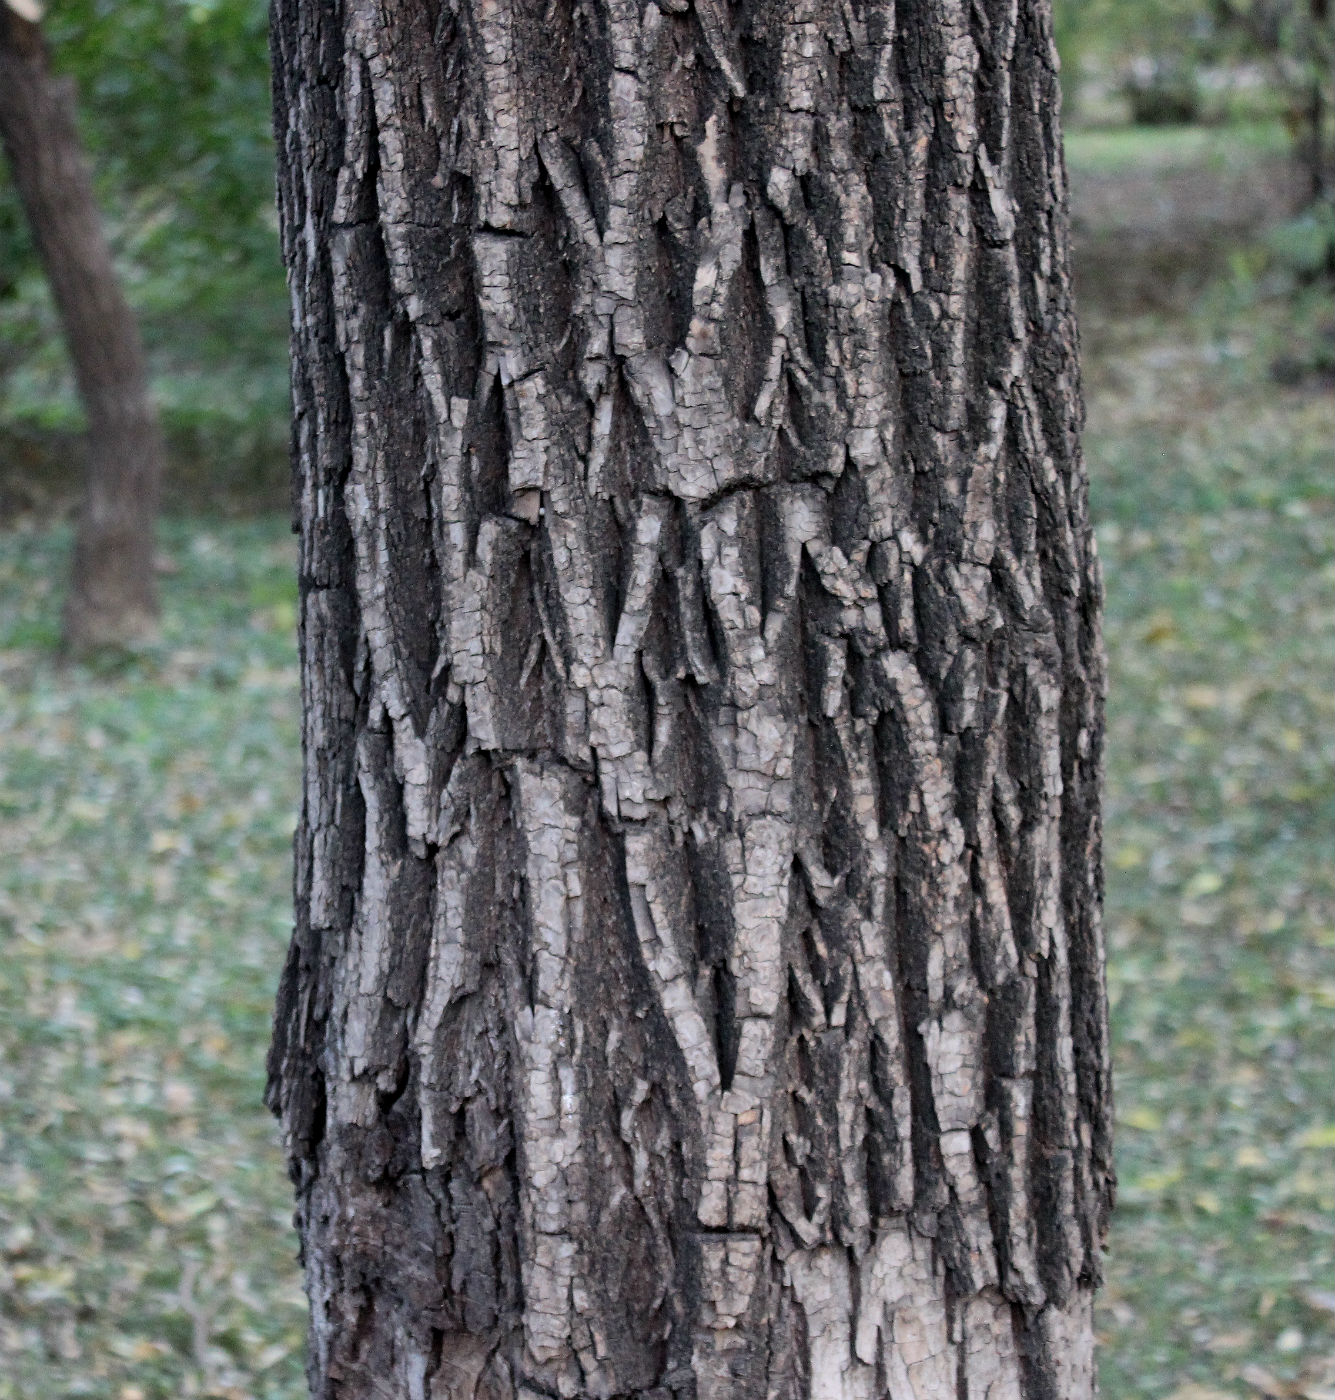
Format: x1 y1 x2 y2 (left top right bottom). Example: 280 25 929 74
0 3 163 649
267 0 1113 1394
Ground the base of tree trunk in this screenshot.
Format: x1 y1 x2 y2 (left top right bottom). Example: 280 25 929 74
63 426 162 652
61 542 158 651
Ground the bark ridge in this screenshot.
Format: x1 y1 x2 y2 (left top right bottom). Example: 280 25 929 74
267 0 1113 1394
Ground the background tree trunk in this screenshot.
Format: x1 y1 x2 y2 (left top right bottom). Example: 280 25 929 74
267 0 1113 1394
0 2 163 649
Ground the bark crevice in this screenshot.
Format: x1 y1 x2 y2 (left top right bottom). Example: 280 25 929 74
269 0 1110 1393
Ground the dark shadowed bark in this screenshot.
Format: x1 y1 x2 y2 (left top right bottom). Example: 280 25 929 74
266 0 1114 1394
0 3 162 649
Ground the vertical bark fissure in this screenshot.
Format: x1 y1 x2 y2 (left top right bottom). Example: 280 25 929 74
268 0 1112 1395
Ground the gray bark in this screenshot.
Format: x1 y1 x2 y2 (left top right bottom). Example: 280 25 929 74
0 3 163 649
266 0 1114 1395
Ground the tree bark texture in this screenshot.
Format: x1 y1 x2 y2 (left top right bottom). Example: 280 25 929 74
0 5 163 649
267 0 1113 1395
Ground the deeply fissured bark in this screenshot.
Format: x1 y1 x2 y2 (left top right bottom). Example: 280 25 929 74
267 0 1114 1395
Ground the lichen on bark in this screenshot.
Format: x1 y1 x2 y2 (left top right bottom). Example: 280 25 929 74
266 0 1114 1395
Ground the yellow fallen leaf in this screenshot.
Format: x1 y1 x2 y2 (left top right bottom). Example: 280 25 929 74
1205 1329 1255 1352
1122 1106 1163 1132
1185 869 1224 898
149 1190 218 1224
105 1116 152 1145
1130 1166 1185 1195
1175 1025 1217 1049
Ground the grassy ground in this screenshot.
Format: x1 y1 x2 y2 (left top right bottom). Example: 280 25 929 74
1068 124 1335 1397
1065 122 1292 175
1089 299 1335 1399
0 524 307 1398
0 139 1332 1400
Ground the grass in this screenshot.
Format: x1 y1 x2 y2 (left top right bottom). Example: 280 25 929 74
1088 292 1335 1399
1065 120 1292 175
0 522 306 1398
0 164 1332 1400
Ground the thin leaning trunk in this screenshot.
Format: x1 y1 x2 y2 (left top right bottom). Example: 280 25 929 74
0 4 162 649
267 0 1114 1396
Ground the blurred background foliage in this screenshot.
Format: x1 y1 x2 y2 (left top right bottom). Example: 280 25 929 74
0 0 1329 510
0 0 1332 1398
0 0 285 513
0 0 1329 515
1056 0 1332 144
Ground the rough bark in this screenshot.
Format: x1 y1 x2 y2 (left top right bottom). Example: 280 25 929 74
266 0 1113 1395
0 3 163 649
